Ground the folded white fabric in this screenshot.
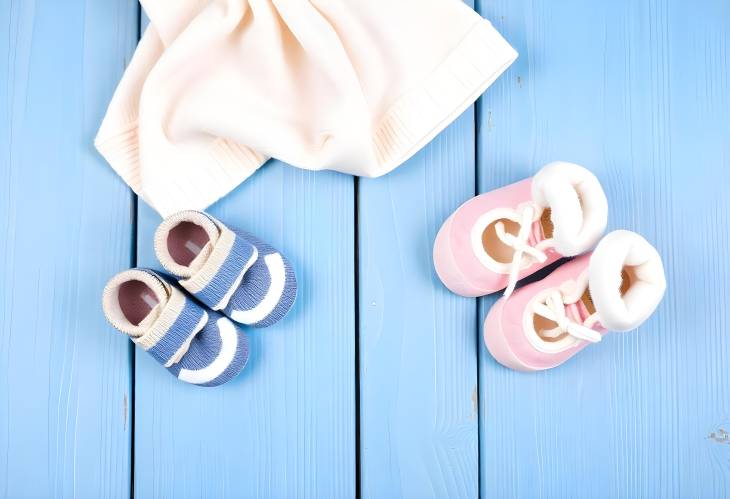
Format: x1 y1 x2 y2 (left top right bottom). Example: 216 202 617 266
96 0 518 216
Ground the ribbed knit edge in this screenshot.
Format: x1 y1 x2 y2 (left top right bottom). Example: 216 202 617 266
94 123 144 195
102 268 170 338
372 19 518 175
94 126 267 217
180 226 237 294
95 18 515 213
135 285 188 351
154 210 222 278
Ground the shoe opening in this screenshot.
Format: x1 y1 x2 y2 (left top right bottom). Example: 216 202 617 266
588 230 666 332
118 280 159 326
102 269 168 337
168 221 210 266
154 211 221 278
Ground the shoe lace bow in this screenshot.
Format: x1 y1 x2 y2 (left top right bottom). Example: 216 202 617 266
532 288 602 343
496 204 548 297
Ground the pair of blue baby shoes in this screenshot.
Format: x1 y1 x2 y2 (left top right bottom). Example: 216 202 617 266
102 211 297 387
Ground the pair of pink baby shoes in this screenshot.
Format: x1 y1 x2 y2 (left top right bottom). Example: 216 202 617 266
433 162 666 371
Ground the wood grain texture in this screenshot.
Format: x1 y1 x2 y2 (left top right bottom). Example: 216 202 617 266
133 162 356 499
2 0 729 496
476 0 730 497
358 31 479 499
0 0 137 497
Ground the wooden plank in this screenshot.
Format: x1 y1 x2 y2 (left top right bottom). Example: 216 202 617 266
477 0 730 497
358 23 479 499
0 0 138 497
134 162 355 497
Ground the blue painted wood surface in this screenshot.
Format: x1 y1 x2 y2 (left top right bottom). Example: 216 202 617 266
135 12 357 499
134 164 355 499
1 0 729 498
360 110 478 499
477 0 730 497
0 1 136 497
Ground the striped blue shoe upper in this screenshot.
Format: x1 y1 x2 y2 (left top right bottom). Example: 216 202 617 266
190 231 257 310
155 211 297 328
225 230 297 328
103 269 249 387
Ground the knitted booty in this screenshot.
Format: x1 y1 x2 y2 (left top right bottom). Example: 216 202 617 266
154 211 297 328
103 269 249 386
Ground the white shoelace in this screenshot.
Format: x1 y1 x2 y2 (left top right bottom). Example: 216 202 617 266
495 204 548 297
532 289 602 343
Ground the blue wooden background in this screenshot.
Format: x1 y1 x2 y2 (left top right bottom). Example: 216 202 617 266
1 0 729 497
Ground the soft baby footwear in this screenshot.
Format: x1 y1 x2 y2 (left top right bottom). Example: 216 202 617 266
103 269 249 386
433 161 608 297
483 230 666 371
154 211 297 328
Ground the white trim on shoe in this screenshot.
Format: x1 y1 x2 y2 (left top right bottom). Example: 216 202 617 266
230 253 286 325
164 311 209 368
178 318 238 385
212 246 258 311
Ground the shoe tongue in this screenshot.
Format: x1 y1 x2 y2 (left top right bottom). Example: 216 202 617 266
136 303 163 331
539 298 596 341
187 241 215 274
565 299 591 324
526 218 547 248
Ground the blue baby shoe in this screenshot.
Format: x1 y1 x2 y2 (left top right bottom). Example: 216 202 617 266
103 269 249 386
154 210 297 328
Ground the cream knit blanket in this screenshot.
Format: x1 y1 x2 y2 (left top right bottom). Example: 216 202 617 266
96 0 517 215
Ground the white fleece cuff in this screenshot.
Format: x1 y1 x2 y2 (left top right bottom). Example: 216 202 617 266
589 230 666 331
531 161 608 256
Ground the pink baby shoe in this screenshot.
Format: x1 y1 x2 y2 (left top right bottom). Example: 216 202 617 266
483 230 666 371
434 161 608 297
